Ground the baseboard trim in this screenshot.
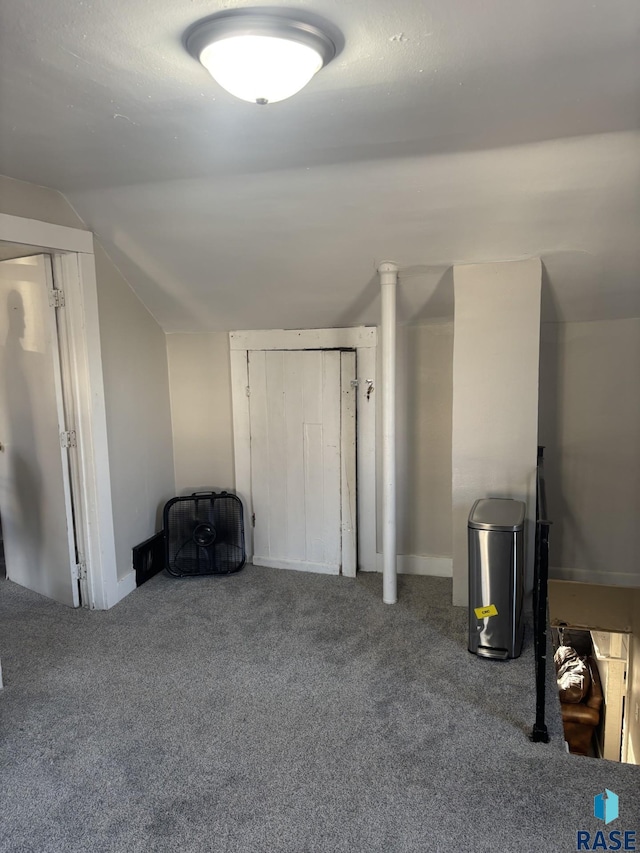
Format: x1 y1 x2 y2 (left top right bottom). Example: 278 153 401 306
372 554 453 577
253 557 340 575
113 571 137 605
550 566 640 588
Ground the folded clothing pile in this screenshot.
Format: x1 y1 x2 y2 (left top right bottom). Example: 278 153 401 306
554 645 591 703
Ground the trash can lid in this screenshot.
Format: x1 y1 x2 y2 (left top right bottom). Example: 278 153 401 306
468 498 526 531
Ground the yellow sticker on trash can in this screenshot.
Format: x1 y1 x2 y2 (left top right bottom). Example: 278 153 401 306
474 604 498 619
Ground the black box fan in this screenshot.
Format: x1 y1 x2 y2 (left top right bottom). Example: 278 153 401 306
163 492 246 577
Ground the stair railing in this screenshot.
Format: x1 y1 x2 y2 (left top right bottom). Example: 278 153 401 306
531 445 552 743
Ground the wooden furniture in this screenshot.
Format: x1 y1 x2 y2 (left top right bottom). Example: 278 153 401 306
560 656 603 756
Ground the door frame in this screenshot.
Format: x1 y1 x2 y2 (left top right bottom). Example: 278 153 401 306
229 327 377 574
0 213 118 609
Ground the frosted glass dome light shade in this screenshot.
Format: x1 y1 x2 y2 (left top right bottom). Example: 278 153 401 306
186 14 336 105
200 36 322 104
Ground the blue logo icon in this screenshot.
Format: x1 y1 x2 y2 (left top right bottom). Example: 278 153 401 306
594 790 619 825
578 791 634 850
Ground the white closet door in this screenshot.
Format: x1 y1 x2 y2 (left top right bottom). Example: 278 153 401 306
0 255 79 606
249 349 342 574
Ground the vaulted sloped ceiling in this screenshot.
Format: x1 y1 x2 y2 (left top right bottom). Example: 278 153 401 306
1 0 639 331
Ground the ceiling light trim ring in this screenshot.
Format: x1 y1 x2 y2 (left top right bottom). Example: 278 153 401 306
186 14 336 69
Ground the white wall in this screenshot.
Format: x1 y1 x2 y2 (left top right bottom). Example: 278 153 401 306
94 245 175 579
539 318 640 586
395 321 453 561
166 333 235 494
451 260 542 606
0 175 84 229
0 175 175 585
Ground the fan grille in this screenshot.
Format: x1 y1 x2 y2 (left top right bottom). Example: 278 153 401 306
164 492 245 577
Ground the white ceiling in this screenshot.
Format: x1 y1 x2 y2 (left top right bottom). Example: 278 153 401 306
1 0 639 330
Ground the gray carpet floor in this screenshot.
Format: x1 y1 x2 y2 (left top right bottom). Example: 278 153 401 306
1 566 638 853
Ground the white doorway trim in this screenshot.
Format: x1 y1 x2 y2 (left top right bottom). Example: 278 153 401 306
0 214 93 255
0 213 118 610
340 351 357 577
230 327 377 574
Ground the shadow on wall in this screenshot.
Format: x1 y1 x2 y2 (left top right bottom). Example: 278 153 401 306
1 290 44 581
538 264 596 571
400 266 454 325
359 266 456 559
539 264 564 560
108 229 208 331
336 266 455 560
335 273 379 328
538 263 640 581
335 265 454 329
397 319 454 557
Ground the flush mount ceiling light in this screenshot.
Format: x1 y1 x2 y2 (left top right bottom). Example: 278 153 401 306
185 12 336 105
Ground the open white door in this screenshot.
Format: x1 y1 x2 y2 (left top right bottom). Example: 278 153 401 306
0 255 79 607
248 349 355 575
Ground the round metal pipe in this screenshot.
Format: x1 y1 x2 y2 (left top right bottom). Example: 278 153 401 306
378 261 398 604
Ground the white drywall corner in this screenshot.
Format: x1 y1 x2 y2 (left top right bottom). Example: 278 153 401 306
451 259 542 607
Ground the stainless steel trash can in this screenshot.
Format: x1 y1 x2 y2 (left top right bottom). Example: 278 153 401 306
468 498 525 660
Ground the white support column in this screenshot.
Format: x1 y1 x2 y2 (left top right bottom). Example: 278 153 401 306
379 262 399 604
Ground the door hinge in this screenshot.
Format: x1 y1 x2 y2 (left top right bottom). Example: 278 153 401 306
252 513 256 527
60 430 77 449
49 289 65 309
73 561 87 582
246 386 251 397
